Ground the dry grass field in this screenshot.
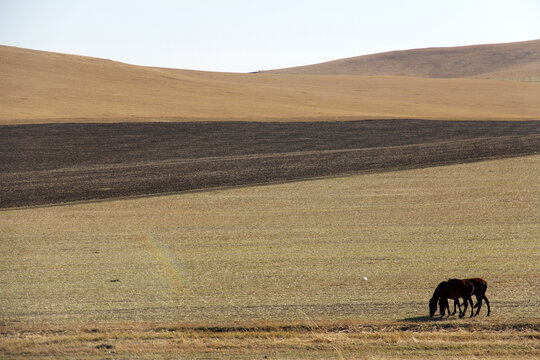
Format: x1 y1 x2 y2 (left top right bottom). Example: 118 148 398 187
2 44 540 124
1 155 539 359
268 39 540 80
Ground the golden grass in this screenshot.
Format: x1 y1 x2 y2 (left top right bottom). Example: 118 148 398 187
1 45 540 124
1 156 539 324
1 155 539 358
1 322 538 359
269 39 540 80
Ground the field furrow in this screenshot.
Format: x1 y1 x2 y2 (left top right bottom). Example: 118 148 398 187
1 120 539 208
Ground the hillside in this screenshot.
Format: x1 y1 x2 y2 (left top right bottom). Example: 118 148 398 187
267 39 540 80
1 44 540 124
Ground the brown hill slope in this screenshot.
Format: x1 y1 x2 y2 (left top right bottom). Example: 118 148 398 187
268 40 540 80
1 45 540 124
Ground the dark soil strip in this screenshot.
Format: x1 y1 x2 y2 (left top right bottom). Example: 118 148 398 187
1 120 539 208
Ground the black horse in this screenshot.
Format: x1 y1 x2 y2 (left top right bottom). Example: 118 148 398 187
449 278 491 316
429 279 474 318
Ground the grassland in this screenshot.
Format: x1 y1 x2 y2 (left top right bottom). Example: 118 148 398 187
2 45 540 124
1 155 539 358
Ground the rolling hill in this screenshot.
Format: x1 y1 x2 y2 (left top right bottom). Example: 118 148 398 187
1 41 540 124
267 39 540 80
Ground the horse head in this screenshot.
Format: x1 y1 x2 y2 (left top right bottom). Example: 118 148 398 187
429 295 438 317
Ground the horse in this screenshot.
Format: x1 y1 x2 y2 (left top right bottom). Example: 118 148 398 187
429 279 474 318
448 278 491 316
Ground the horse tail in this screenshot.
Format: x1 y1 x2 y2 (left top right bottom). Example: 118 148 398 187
470 278 487 296
478 278 487 294
474 278 488 307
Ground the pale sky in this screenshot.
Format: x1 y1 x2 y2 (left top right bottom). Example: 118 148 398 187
1 0 539 73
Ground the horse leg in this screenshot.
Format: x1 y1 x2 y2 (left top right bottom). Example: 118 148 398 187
445 298 451 317
439 298 448 317
459 297 468 318
451 300 459 315
468 297 474 317
474 294 482 316
483 295 491 316
457 300 463 317
474 295 481 308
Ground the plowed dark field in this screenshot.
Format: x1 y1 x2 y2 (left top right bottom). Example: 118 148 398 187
1 119 539 208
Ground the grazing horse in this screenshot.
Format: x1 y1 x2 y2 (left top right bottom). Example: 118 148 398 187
449 278 491 316
429 279 474 318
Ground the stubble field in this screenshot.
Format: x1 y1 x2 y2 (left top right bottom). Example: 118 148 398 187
2 119 540 208
1 147 539 358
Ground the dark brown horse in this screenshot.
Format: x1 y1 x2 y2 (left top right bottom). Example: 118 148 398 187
429 279 474 318
449 278 491 316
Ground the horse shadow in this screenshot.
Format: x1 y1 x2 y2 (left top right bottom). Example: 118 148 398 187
400 315 448 322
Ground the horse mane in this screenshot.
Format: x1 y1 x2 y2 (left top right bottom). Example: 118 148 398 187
430 282 442 304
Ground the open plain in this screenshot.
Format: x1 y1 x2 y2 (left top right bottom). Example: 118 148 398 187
1 42 540 358
1 155 539 358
